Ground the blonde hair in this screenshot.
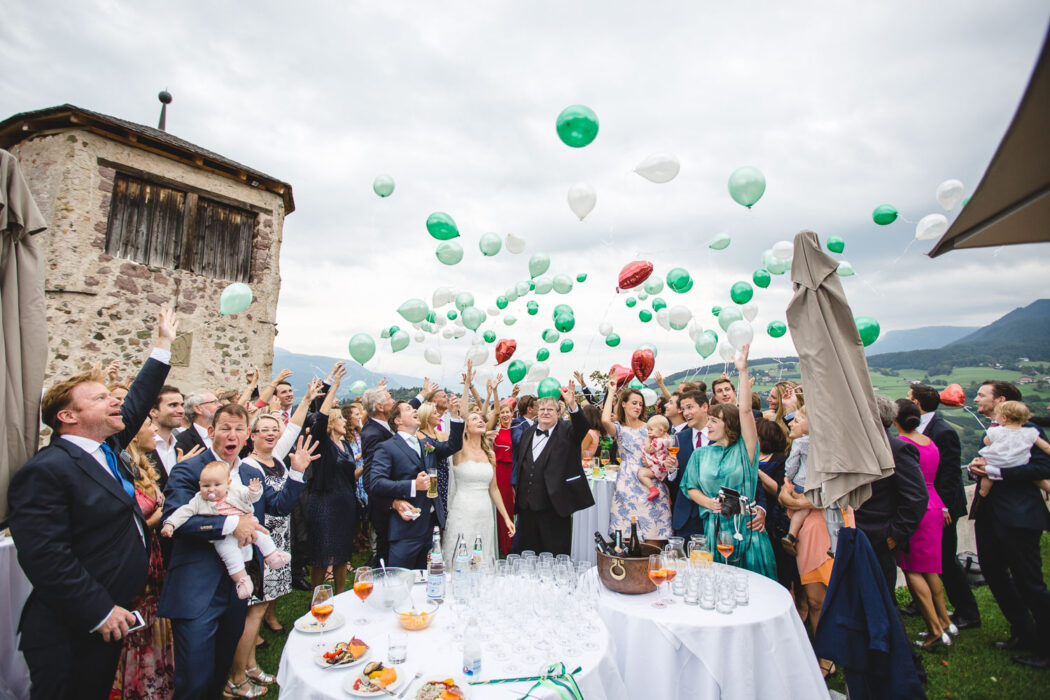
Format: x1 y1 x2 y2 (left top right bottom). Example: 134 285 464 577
646 414 670 433
996 400 1031 425
41 368 105 432
417 402 440 436
472 411 497 467
200 461 230 480
126 435 161 496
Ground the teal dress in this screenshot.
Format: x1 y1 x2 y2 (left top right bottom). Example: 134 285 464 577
680 438 778 580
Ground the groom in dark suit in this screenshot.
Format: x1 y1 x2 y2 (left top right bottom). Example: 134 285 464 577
371 398 464 568
511 382 595 555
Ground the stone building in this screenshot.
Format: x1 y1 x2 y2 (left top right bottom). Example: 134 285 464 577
0 104 294 394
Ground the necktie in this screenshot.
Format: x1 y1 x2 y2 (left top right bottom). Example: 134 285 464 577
100 442 136 499
408 435 421 456
695 432 703 448
282 411 289 424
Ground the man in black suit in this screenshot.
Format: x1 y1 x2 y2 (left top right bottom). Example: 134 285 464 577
8 307 175 699
909 384 980 628
511 382 595 555
360 385 398 566
969 380 1050 669
174 389 219 455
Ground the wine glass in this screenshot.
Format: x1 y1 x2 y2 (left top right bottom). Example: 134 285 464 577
647 554 668 608
661 551 679 605
352 566 373 625
311 584 334 650
717 531 735 566
666 433 680 459
599 448 611 476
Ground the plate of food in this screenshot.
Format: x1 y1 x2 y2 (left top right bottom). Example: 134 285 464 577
343 661 403 696
415 678 465 699
294 611 345 634
313 637 371 669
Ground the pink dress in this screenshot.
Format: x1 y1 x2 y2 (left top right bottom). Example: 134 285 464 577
895 436 944 574
643 437 670 480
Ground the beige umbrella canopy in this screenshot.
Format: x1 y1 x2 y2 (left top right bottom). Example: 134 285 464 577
928 28 1050 257
785 230 894 509
0 149 48 525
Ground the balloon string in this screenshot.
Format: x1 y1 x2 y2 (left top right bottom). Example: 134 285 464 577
962 405 988 431
898 215 916 224
174 315 220 340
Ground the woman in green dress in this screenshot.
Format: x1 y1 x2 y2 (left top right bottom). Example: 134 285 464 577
681 345 778 580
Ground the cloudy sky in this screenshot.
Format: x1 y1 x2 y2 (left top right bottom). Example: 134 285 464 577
3 1 1049 387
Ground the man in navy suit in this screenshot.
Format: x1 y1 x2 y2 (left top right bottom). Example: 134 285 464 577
670 390 710 538
8 307 175 700
158 403 311 698
371 398 464 568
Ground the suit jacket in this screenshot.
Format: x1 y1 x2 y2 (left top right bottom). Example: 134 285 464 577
671 426 698 531
157 450 303 620
370 422 464 541
8 355 168 651
854 432 928 549
922 412 966 520
975 420 1050 531
511 410 595 518
174 423 208 456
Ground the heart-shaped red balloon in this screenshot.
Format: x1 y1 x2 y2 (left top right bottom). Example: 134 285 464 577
617 260 653 291
609 364 632 390
631 349 655 383
939 383 965 407
495 339 517 365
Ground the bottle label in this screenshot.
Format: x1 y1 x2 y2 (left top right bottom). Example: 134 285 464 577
427 574 445 600
463 655 481 676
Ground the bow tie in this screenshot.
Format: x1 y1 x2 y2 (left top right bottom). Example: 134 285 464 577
536 429 550 437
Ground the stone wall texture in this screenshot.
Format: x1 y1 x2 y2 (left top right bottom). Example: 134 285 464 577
10 129 285 396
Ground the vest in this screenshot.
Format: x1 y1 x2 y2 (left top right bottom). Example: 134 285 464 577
518 433 553 512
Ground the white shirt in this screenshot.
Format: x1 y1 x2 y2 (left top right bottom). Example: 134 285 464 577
372 417 393 434
531 407 576 461
666 426 709 482
918 411 935 435
193 422 213 450
153 432 178 474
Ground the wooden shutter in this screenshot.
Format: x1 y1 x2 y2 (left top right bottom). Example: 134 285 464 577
105 173 185 268
184 198 255 282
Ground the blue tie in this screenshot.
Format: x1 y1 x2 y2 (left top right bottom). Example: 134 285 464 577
100 442 135 499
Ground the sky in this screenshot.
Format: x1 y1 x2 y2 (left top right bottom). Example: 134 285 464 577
2 1 1049 389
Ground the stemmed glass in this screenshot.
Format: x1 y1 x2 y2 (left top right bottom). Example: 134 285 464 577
648 554 669 608
661 551 679 605
352 566 373 625
311 584 334 650
717 531 735 566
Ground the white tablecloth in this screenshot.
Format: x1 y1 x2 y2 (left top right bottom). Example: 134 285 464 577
277 583 627 700
592 567 827 700
569 473 617 565
0 537 32 700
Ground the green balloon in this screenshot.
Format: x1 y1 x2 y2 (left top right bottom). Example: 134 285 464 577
507 359 527 383
730 281 754 305
767 320 787 338
542 328 561 343
638 342 658 358
455 292 475 311
695 330 717 358
555 104 599 148
651 297 667 312
753 269 771 288
639 309 653 323
605 333 621 347
373 175 395 198
766 253 790 275
397 298 428 323
666 267 693 293
836 261 855 277
637 291 648 301
827 236 845 254
483 330 496 343
711 305 722 317
503 315 517 326
560 338 574 353
537 377 562 398
425 310 436 324
220 282 253 316
446 309 458 320
426 212 460 240
718 306 743 331
536 348 550 361
529 281 536 291
553 304 573 318
496 296 509 310
348 379 368 395
554 313 575 333
626 297 637 308
479 232 502 256
961 196 970 208
461 306 486 331
348 333 376 364
872 204 898 226
629 379 644 389
552 274 573 294
435 240 463 265
533 276 553 294
529 253 551 278
855 316 881 347
390 330 410 353
643 277 664 295
387 325 401 337
576 273 588 283
526 300 539 316
708 233 731 250
727 166 766 208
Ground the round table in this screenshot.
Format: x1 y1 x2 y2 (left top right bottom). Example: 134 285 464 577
277 582 627 699
569 472 617 565
0 536 32 700
590 567 827 699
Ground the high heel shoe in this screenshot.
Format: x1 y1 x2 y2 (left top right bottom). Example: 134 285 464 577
917 632 952 651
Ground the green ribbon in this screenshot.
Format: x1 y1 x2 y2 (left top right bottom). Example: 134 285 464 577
468 663 584 699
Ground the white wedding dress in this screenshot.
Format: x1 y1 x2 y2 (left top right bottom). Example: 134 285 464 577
442 459 498 563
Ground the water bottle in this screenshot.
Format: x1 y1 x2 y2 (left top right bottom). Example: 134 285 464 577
426 527 445 603
453 534 469 603
469 535 483 595
462 616 482 677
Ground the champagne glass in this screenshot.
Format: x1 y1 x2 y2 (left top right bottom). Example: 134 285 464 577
661 551 679 605
311 584 334 650
352 566 373 625
647 554 668 608
666 433 680 458
717 531 735 566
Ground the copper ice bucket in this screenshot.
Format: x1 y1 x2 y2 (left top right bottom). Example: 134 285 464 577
595 543 662 594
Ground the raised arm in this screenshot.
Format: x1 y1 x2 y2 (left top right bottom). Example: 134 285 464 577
734 345 757 462
601 378 618 437
485 376 502 430
318 362 345 415
654 372 672 400
272 378 322 460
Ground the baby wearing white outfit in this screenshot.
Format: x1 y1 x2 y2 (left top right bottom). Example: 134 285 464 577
977 401 1050 499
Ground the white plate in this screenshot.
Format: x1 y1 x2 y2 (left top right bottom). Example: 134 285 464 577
314 645 371 670
294 611 345 634
342 670 405 697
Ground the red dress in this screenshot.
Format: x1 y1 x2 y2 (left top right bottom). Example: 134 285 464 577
493 425 515 555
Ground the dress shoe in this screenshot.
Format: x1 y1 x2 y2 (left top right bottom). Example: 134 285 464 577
900 602 920 616
994 635 1033 651
1011 654 1050 670
951 615 981 631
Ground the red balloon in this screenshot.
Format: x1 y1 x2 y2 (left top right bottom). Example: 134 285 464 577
495 339 517 365
609 364 632 390
631 349 655 383
617 260 653 291
939 383 965 407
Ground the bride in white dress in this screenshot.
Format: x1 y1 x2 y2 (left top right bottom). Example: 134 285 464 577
443 408 517 563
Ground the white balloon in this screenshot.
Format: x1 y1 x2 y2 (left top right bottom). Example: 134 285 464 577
434 315 447 327
640 388 659 407
503 315 517 326
637 291 648 301
452 327 467 339
598 322 614 337
634 152 681 184
717 341 736 362
742 303 758 322
526 363 550 382
432 286 453 308
505 287 519 302
474 367 494 387
772 240 793 261
487 305 500 317
533 276 553 294
727 320 754 349
515 281 531 296
668 305 692 330
915 213 949 241
467 345 489 365
424 347 442 364
518 382 538 396
567 182 597 220
413 331 424 342
836 260 855 277
505 233 526 254
687 319 703 342
455 316 465 327
655 308 671 331
442 327 454 339
935 179 965 211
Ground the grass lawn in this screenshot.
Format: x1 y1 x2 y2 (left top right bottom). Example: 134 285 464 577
253 545 1050 699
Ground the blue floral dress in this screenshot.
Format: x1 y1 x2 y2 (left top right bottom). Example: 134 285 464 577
609 422 673 539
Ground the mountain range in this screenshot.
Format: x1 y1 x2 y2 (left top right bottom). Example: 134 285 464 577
271 347 421 394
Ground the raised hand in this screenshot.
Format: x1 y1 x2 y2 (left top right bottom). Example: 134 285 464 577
289 433 321 472
104 360 122 383
304 378 324 402
245 366 259 386
248 477 262 492
654 371 665 386
734 344 750 373
560 380 578 410
448 395 462 418
573 370 587 387
156 306 178 349
274 368 293 383
176 444 206 463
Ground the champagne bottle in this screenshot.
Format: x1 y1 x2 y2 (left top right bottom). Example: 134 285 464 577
628 516 642 557
612 529 625 556
593 531 613 555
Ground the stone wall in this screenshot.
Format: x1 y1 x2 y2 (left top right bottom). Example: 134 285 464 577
10 129 285 396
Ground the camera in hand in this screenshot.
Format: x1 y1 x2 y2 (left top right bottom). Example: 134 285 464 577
718 486 743 516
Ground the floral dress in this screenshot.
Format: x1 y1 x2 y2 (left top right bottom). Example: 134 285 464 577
609 422 673 539
243 457 293 602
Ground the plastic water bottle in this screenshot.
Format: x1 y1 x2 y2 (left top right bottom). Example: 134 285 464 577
426 527 445 603
462 616 482 677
